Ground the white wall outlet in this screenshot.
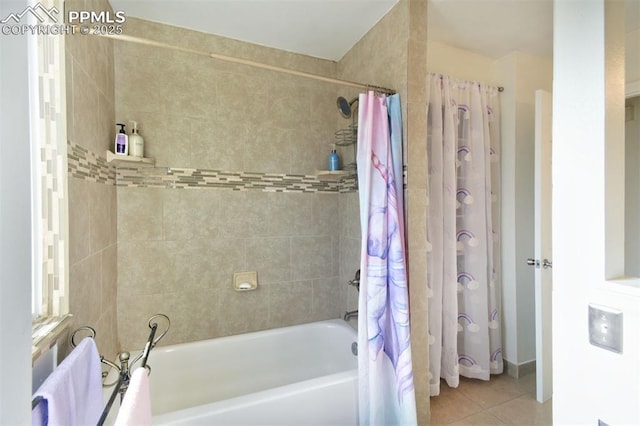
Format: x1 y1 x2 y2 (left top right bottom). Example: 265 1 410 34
588 304 623 353
233 271 258 291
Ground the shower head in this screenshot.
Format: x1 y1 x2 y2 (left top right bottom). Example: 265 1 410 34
337 96 359 119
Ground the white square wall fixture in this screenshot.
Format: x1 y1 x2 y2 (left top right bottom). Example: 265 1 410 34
588 304 623 354
233 271 258 291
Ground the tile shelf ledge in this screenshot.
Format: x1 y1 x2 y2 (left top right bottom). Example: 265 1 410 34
315 170 350 181
106 150 155 167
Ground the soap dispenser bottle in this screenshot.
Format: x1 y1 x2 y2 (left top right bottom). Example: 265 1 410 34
129 121 144 157
328 144 340 171
114 123 128 155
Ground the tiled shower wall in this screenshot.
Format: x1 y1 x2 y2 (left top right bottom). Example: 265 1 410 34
114 18 353 349
64 0 118 359
117 188 343 348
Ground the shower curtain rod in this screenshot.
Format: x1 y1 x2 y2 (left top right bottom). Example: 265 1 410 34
98 34 396 95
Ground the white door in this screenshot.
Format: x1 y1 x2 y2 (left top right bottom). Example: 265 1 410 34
532 89 553 403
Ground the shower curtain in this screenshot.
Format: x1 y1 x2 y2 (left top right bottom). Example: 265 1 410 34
357 92 417 425
426 74 502 397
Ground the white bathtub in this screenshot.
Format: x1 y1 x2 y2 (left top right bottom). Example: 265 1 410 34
107 319 359 425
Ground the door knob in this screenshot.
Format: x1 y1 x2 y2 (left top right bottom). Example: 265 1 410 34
527 258 540 267
542 259 552 269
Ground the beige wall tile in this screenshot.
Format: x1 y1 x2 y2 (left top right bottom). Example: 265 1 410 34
113 53 166 116
339 237 360 292
101 244 118 317
97 90 115 154
190 120 247 172
244 127 295 174
217 191 270 238
176 238 246 292
144 117 193 168
407 188 428 251
268 281 313 328
117 187 163 241
69 252 102 327
338 192 360 239
89 181 113 252
290 124 337 175
245 237 291 284
337 2 408 92
94 304 118 360
267 192 314 236
162 189 220 241
311 277 342 321
117 240 176 296
117 293 164 351
70 60 103 153
290 236 336 281
68 178 91 265
161 289 220 345
218 285 270 337
312 193 340 236
409 0 428 43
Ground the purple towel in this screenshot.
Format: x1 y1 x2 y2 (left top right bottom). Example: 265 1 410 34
32 338 103 426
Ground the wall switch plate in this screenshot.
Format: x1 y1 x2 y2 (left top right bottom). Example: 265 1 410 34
588 304 623 353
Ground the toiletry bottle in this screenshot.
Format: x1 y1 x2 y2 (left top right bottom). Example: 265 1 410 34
328 144 340 171
114 123 128 155
129 121 144 157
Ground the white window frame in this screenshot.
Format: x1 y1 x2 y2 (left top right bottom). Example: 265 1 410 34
29 0 70 356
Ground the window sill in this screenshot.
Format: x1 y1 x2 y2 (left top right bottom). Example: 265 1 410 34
32 314 73 364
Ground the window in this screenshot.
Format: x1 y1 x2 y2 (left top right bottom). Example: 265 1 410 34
29 0 69 349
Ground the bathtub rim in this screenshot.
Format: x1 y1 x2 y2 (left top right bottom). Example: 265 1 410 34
103 318 358 423
145 318 357 356
105 318 357 374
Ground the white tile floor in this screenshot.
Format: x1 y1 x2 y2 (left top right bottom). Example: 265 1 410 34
430 373 553 425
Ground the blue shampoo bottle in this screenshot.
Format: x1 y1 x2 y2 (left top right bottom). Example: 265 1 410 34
328 145 340 171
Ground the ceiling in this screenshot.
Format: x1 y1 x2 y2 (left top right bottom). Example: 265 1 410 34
109 0 639 62
108 0 399 61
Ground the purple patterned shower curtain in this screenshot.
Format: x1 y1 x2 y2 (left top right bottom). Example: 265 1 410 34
357 92 417 425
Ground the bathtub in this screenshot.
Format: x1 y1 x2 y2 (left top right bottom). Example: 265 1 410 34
106 319 358 425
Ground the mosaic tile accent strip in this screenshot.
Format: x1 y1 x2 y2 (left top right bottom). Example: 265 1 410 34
66 141 405 195
67 141 116 184
116 166 353 193
340 175 358 193
35 19 68 317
